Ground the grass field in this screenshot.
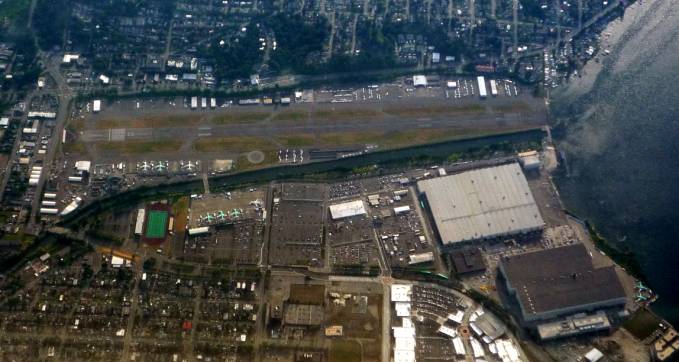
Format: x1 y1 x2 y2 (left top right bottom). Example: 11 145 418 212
317 126 530 149
62 141 88 155
329 340 362 362
272 110 308 122
97 140 183 154
209 111 271 125
145 210 169 239
235 151 279 171
312 108 384 122
274 134 316 147
288 284 325 305
383 104 485 117
193 136 275 153
93 115 203 130
171 197 189 235
192 126 533 159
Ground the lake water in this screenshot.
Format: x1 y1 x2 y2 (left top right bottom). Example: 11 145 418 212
552 0 679 325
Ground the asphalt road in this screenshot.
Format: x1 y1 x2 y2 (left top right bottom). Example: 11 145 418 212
27 54 74 231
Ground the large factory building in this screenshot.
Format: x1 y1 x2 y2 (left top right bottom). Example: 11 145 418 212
417 163 544 248
498 244 628 340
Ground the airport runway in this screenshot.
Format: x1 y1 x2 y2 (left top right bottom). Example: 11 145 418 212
80 112 544 143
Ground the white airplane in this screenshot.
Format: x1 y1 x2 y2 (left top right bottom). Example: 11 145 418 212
182 161 197 172
139 161 152 172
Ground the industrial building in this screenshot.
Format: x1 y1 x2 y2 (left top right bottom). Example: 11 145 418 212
134 209 145 235
391 284 412 302
477 76 487 98
408 252 434 265
450 248 486 275
417 163 544 247
283 304 324 326
391 284 416 362
518 150 540 171
474 312 506 340
328 200 366 220
498 244 627 339
413 75 428 87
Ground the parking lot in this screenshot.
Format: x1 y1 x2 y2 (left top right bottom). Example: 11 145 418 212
312 76 523 104
269 188 325 267
369 188 435 269
182 220 264 265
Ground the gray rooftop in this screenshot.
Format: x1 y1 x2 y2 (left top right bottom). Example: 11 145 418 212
500 244 627 316
418 163 544 245
283 304 324 325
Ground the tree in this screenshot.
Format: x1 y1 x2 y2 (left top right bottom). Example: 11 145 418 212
143 257 157 271
268 14 329 73
33 0 70 50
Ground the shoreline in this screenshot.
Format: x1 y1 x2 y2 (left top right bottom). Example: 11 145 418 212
562 209 648 285
548 0 678 330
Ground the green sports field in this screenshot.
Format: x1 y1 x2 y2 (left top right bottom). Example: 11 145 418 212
145 210 169 239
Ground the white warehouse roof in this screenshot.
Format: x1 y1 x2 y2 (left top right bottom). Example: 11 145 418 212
188 227 210 236
75 160 91 172
329 200 366 220
408 252 434 265
413 75 428 87
393 350 415 362
395 302 411 317
134 209 145 235
394 336 416 351
391 284 412 302
418 163 544 245
585 348 604 362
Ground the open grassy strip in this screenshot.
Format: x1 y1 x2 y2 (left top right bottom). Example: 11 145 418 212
383 103 485 117
94 114 202 129
195 126 531 156
171 196 189 234
378 128 505 148
193 136 276 153
288 284 325 305
329 340 362 362
62 140 88 155
208 111 271 125
317 126 532 149
274 134 317 147
96 140 183 154
312 108 385 121
92 111 272 130
317 131 385 146
235 151 279 171
272 110 308 122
